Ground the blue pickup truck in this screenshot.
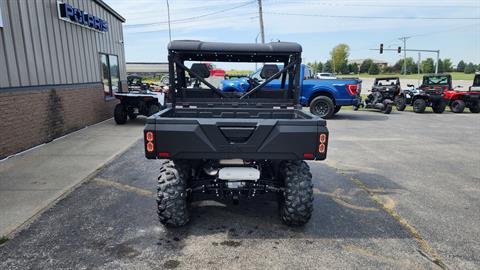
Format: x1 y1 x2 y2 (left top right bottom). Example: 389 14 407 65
221 65 362 118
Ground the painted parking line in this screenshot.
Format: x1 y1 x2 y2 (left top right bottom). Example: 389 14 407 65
346 174 448 270
313 187 379 212
92 178 154 198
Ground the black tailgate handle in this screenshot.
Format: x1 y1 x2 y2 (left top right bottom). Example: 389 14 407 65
218 126 256 143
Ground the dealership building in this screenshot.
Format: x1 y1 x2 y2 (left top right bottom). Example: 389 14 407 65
0 0 126 159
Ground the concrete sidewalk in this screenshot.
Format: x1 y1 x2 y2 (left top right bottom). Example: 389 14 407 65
0 118 144 238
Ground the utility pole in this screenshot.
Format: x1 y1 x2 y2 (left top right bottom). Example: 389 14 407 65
166 0 172 42
257 0 265 44
255 33 260 70
399 36 411 75
435 50 440 74
417 52 421 76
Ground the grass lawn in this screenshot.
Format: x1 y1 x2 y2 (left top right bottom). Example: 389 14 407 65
339 72 475 81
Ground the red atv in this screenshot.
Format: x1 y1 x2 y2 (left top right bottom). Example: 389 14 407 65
412 74 449 113
444 73 480 113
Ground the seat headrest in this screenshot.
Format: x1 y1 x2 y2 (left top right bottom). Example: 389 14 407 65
190 63 210 78
260 64 280 79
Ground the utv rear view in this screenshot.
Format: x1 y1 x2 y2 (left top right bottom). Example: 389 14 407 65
144 41 328 227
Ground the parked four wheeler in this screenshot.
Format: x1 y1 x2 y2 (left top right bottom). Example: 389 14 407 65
113 75 165 124
443 73 480 113
363 77 405 114
410 74 448 113
144 40 328 227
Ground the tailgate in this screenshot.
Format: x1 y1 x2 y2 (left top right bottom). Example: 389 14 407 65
144 113 328 160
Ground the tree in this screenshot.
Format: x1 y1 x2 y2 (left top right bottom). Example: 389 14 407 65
368 64 380 75
307 61 323 74
323 60 333 73
340 62 349 74
464 62 476 74
348 63 359 74
437 59 444 73
330 44 350 73
421 58 435 74
395 57 417 74
360 59 373 73
382 65 395 74
442 59 453 72
317 62 324 73
457 60 466 72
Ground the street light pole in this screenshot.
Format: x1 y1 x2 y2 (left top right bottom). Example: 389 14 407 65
166 0 172 42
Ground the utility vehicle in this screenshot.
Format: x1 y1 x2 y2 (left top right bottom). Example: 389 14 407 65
363 77 405 113
144 41 328 227
410 74 448 113
221 65 362 119
443 74 480 113
113 75 165 124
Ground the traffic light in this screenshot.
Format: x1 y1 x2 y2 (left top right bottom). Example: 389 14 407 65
380 43 384 54
398 46 402 53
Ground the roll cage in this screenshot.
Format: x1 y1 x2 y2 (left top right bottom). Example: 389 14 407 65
167 40 303 108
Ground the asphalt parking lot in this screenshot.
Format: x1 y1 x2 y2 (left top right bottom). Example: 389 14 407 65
1 110 479 270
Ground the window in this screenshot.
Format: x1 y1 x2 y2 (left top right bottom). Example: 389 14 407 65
0 6 3 27
100 54 120 98
304 66 313 79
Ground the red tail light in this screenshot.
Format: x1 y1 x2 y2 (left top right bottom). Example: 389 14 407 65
346 84 358 96
146 142 154 152
318 144 326 153
145 131 155 153
146 132 154 142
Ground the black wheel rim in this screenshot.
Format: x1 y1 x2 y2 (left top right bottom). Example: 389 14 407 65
314 101 329 117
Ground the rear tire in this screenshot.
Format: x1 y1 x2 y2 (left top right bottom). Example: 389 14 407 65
128 110 137 120
114 104 128 124
469 101 480 113
395 96 406 111
148 104 160 116
450 100 465 113
310 96 335 119
384 104 392 114
432 102 446 114
413 99 426 113
279 160 314 226
157 160 191 227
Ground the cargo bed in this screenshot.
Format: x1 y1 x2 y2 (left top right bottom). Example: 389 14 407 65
144 106 328 160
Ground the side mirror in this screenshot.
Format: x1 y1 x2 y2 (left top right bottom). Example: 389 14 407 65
190 63 210 79
407 84 414 87
260 64 280 79
456 85 463 89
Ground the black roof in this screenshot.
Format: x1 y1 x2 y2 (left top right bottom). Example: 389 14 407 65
375 77 399 80
168 40 302 53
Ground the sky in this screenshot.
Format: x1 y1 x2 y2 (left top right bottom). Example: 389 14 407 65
104 0 480 70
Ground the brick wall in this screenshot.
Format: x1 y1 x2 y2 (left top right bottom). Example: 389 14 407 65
0 83 119 159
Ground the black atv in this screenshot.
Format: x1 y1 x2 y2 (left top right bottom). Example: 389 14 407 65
113 75 165 124
363 77 405 114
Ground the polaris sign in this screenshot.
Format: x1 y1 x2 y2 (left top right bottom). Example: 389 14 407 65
57 1 108 32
